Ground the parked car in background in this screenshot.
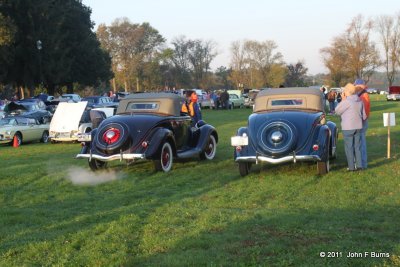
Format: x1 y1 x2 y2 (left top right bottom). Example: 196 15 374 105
34 93 55 102
380 90 389 95
0 101 6 118
199 93 212 109
81 96 119 110
244 89 260 108
60 94 81 103
227 90 245 109
0 116 50 146
366 88 377 94
114 92 130 102
18 98 47 109
49 102 92 142
76 93 218 172
386 86 400 101
231 87 338 176
4 101 52 123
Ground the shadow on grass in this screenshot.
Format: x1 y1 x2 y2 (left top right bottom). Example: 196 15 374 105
0 160 242 262
134 206 400 266
370 102 399 112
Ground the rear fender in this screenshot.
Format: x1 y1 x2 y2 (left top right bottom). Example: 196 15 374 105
234 127 256 159
145 128 175 159
314 125 330 161
326 121 337 156
195 124 218 152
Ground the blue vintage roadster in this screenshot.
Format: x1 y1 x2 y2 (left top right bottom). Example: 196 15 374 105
231 87 338 176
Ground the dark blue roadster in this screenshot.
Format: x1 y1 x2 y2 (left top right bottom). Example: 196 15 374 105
76 93 218 172
231 87 337 176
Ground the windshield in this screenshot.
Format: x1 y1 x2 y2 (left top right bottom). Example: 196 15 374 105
0 118 17 126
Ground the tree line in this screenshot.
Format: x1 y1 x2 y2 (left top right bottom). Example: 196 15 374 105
0 0 112 98
1 0 399 98
321 13 400 87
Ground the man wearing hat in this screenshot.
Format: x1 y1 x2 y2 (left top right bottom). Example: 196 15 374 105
354 78 370 169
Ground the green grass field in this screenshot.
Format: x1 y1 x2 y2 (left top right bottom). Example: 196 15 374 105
1 95 400 266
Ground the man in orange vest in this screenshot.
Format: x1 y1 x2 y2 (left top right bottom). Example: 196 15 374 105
181 91 202 126
354 79 370 169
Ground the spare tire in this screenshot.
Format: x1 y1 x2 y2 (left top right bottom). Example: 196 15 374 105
95 122 130 153
257 121 297 156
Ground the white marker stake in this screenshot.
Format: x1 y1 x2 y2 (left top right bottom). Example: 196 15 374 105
388 115 391 159
383 113 396 159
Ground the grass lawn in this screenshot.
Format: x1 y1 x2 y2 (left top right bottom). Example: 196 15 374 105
1 94 400 266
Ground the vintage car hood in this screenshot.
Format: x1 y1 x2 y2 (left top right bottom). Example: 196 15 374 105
248 110 322 152
50 102 87 132
0 125 15 133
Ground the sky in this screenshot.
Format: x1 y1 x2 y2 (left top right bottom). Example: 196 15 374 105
81 0 400 75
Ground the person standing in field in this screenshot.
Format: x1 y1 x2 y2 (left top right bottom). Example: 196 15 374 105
335 83 367 171
220 90 229 110
327 89 337 114
354 79 370 169
181 91 202 126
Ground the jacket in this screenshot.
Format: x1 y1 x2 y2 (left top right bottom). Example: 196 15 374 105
335 94 367 130
181 101 201 123
358 90 370 119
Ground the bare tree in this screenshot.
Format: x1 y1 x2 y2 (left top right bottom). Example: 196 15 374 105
244 40 283 87
320 36 352 86
187 39 217 88
229 40 248 89
96 18 165 92
321 15 381 85
169 36 217 88
229 39 284 89
376 13 400 87
344 15 381 82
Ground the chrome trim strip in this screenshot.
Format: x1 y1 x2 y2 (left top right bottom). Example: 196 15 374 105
76 153 145 161
235 155 321 164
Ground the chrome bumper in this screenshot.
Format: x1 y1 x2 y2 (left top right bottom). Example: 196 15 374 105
235 155 321 164
76 153 145 162
0 136 13 143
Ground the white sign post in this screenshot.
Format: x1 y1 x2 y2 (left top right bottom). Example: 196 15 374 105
383 113 396 159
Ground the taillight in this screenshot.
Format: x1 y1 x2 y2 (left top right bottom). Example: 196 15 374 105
102 128 121 144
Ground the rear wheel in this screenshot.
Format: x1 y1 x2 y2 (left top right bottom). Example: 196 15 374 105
88 159 108 171
239 162 251 177
200 135 217 160
154 142 173 172
317 159 329 175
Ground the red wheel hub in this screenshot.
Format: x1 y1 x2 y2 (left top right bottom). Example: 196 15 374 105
102 128 121 144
